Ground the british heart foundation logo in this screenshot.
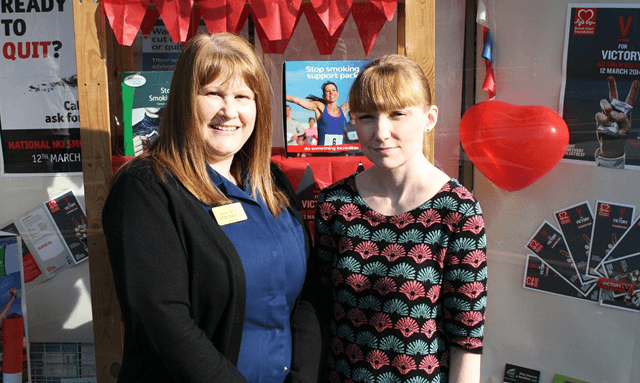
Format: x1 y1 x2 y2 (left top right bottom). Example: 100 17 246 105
573 8 597 36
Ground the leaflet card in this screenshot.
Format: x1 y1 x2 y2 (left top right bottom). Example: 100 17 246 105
524 255 598 302
554 201 594 277
600 252 640 313
526 221 586 294
595 213 640 271
587 201 635 276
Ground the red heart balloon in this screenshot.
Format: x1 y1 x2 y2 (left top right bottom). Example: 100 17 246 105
459 101 569 191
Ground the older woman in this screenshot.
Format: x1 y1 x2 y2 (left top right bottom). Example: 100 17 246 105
314 55 487 383
103 33 320 383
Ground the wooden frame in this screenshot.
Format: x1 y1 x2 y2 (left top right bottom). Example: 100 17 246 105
72 1 435 381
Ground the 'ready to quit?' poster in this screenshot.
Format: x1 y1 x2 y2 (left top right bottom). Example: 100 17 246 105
561 4 640 170
0 0 81 175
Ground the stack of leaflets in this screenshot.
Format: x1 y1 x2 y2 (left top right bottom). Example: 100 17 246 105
524 200 640 313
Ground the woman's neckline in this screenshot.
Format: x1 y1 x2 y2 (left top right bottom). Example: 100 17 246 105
351 173 453 218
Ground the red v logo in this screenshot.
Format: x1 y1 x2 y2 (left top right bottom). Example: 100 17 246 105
619 16 632 36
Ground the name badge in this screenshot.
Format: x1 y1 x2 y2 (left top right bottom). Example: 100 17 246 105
211 202 247 226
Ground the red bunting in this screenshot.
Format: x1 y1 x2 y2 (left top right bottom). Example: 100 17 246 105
251 5 303 54
195 0 247 34
369 0 397 21
351 2 387 55
309 0 352 36
302 3 349 55
248 0 301 41
153 0 195 44
140 7 160 38
103 0 151 46
102 0 391 54
185 6 201 44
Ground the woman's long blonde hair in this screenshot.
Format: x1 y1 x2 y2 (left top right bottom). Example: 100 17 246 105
115 33 288 215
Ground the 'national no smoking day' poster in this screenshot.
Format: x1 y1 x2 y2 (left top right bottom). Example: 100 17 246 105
0 0 81 175
561 4 640 170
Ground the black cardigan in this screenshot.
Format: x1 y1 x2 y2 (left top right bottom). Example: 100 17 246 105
102 160 322 382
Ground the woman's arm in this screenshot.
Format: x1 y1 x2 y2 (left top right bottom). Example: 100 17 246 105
339 101 350 119
103 170 248 382
441 194 487 383
449 348 481 383
286 94 322 113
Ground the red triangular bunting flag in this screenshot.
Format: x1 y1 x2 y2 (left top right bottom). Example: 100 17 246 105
302 3 348 55
309 0 352 36
248 0 301 41
153 0 194 43
351 2 387 55
139 7 160 38
252 8 302 54
103 0 151 46
196 0 247 34
185 6 201 43
368 0 397 21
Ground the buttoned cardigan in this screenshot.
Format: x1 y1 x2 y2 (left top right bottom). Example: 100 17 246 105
103 160 322 383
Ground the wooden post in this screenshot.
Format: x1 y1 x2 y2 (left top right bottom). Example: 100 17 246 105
71 0 122 381
403 0 436 163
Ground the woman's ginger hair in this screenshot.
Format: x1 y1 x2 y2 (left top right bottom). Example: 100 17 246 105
115 33 288 215
349 54 433 113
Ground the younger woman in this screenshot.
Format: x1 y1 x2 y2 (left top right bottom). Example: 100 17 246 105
314 55 487 383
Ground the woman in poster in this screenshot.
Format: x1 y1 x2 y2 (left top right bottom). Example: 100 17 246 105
286 81 349 145
313 55 487 383
102 33 320 383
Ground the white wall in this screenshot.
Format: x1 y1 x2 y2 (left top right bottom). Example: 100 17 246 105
476 1 640 382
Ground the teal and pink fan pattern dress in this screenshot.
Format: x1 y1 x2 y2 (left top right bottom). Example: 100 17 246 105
315 175 487 383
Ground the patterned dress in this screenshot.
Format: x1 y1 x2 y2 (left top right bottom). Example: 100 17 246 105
314 174 487 383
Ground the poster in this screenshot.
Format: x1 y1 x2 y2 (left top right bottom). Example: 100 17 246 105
141 19 207 71
141 20 183 71
283 60 369 156
121 72 173 156
0 0 81 175
560 4 640 170
0 233 30 382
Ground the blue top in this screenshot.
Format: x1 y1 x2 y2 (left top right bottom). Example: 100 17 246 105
317 104 347 145
204 166 307 382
